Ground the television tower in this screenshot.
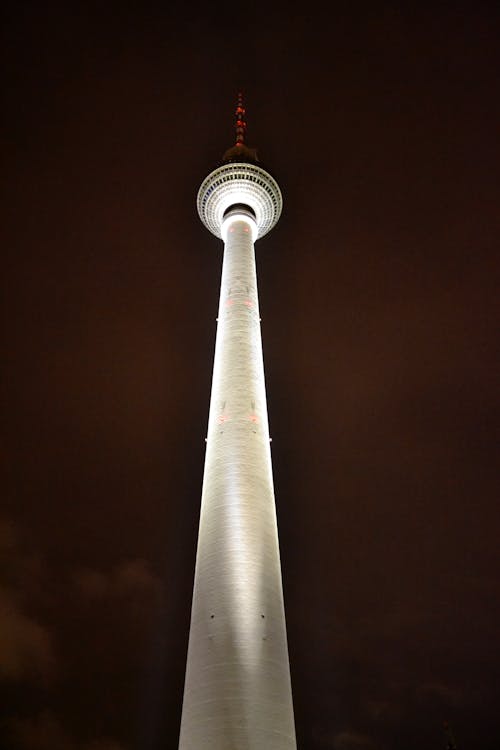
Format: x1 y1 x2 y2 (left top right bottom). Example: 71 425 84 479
178 95 297 748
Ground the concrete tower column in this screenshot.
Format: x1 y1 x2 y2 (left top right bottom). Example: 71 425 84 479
179 99 296 749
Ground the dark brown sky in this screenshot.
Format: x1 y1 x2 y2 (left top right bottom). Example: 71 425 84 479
2 2 499 749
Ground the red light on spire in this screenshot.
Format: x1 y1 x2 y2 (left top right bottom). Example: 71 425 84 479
234 91 247 145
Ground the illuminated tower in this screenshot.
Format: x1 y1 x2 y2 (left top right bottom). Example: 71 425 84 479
178 95 296 749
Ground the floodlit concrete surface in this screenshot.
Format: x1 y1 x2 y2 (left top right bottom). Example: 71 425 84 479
179 170 296 748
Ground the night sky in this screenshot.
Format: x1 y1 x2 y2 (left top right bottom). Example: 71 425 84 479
2 2 499 749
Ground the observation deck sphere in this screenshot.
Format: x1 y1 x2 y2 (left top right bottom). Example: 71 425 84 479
197 161 282 240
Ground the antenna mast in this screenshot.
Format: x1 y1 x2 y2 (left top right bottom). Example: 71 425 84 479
235 92 247 146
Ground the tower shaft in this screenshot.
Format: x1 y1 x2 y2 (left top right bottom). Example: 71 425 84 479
179 215 296 748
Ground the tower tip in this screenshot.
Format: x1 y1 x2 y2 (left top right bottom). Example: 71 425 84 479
222 92 259 165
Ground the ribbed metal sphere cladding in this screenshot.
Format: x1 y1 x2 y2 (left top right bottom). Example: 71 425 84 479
197 162 282 240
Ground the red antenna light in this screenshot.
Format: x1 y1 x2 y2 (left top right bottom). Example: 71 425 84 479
235 91 247 146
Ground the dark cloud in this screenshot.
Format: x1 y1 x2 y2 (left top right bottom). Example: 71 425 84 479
0 520 55 683
73 559 162 600
85 741 127 750
332 731 376 750
9 712 70 750
0 585 54 683
9 711 127 750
